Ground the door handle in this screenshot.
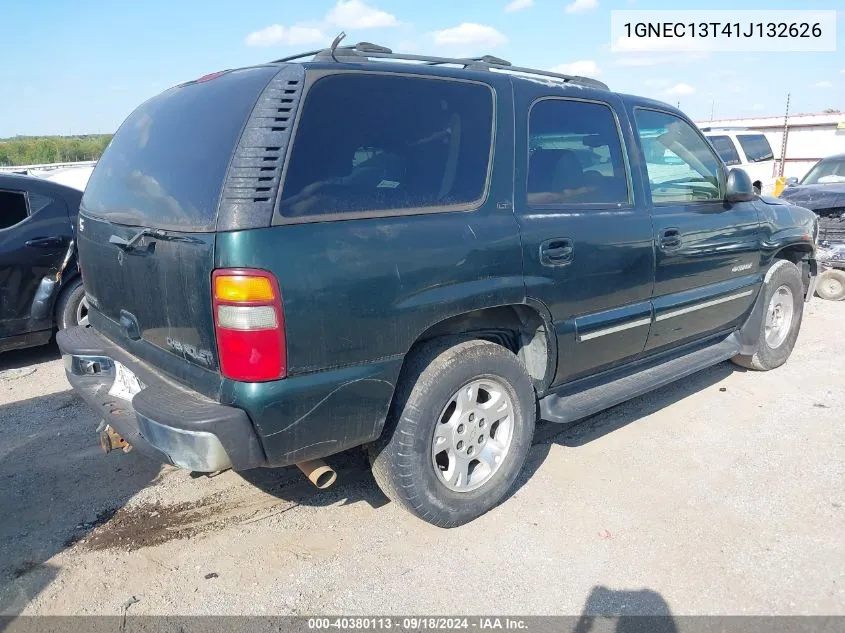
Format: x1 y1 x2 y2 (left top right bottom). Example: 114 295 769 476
540 238 574 266
659 229 681 250
25 236 66 249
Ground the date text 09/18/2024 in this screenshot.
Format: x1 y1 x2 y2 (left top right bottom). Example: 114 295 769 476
307 618 528 630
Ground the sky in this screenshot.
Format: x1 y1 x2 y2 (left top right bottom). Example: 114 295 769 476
1 0 843 137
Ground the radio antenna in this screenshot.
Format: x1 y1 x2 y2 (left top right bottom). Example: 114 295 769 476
329 32 347 62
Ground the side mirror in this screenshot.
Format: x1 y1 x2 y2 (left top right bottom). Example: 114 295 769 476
785 177 799 187
726 168 755 202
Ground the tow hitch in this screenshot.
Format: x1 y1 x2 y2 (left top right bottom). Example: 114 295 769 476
97 421 132 454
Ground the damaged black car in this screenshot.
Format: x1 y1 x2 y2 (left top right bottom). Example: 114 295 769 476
0 173 87 353
781 153 845 243
780 153 845 300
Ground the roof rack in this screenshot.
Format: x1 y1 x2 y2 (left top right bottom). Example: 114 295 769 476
269 36 609 91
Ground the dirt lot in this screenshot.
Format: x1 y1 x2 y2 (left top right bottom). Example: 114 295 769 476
0 299 843 617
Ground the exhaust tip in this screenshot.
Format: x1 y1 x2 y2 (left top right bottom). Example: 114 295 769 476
296 459 337 489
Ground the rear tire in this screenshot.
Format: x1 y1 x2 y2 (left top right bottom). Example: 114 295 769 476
369 339 536 528
55 279 89 330
731 260 804 371
815 269 845 301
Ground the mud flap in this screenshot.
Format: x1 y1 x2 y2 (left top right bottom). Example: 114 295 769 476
737 285 767 357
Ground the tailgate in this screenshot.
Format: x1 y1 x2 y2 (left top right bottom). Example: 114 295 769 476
79 213 218 393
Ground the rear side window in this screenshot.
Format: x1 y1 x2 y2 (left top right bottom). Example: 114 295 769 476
28 192 54 214
0 190 29 229
736 134 774 163
527 99 629 207
82 66 279 231
278 74 494 219
707 135 741 166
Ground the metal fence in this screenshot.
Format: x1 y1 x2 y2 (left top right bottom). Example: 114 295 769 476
0 160 97 173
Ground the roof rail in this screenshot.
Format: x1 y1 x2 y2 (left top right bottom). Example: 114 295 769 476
269 38 609 91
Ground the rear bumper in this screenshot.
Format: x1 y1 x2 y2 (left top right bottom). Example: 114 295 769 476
56 326 266 472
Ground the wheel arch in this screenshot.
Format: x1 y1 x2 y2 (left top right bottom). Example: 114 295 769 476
772 243 813 265
771 243 816 299
401 302 556 395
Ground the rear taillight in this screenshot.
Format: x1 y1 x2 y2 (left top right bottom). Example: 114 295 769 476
212 269 286 382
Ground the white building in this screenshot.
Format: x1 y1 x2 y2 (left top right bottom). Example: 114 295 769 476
696 112 845 180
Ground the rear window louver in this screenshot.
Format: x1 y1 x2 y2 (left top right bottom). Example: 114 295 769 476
217 64 306 231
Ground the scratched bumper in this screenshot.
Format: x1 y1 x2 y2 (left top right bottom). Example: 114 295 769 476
30 276 61 321
56 326 266 472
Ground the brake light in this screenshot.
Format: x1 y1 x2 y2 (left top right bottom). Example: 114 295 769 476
212 269 286 382
196 70 228 83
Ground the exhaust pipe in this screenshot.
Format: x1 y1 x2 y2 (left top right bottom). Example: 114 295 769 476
98 424 131 454
296 459 337 489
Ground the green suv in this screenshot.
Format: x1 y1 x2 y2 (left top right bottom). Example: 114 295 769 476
58 42 818 527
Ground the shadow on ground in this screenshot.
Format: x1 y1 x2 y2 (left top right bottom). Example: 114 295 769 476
0 342 61 373
511 361 736 498
238 448 391 513
244 361 737 520
0 387 162 615
572 585 677 632
0 346 733 616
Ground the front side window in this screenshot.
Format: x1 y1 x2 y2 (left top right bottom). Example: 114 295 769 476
736 134 774 163
279 74 494 219
0 190 29 229
707 135 741 166
527 99 630 207
635 110 722 204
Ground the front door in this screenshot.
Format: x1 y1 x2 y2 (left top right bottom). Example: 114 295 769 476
0 185 71 338
630 107 761 354
514 87 655 386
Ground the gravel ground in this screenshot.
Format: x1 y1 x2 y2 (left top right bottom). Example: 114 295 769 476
0 298 843 617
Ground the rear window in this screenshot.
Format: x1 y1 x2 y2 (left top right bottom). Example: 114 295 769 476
81 66 278 231
706 135 741 166
278 74 494 220
736 134 774 163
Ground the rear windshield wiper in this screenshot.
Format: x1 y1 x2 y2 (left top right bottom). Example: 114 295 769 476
109 228 200 251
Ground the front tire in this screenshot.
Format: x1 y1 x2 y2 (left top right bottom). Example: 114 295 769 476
732 260 804 371
369 339 536 527
816 269 845 301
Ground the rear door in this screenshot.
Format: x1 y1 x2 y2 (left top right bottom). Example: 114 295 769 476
0 183 72 338
78 65 283 396
513 85 655 386
631 107 761 354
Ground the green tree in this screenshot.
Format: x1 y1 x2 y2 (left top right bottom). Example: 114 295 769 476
0 135 113 166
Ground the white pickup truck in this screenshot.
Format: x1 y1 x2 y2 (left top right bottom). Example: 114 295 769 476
702 128 777 196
